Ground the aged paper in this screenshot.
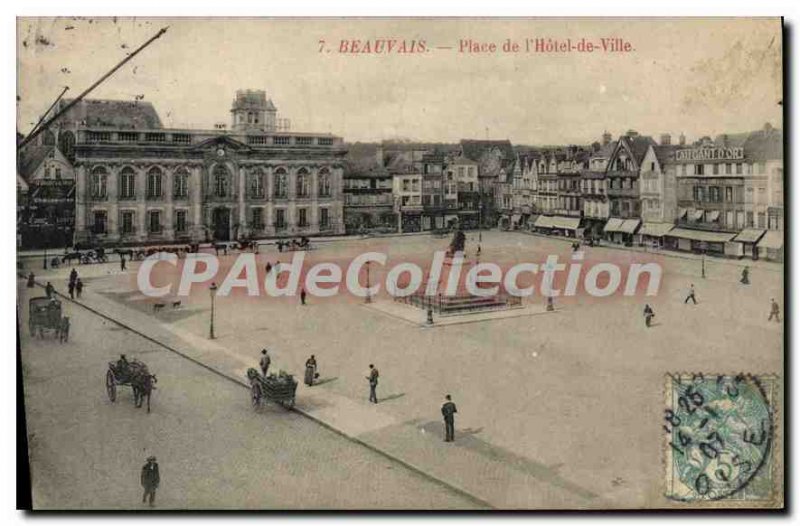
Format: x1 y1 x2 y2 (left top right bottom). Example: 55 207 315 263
17 17 783 510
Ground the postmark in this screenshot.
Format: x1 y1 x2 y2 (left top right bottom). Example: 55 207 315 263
664 373 777 502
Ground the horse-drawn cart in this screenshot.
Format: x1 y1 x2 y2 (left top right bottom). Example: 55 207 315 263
247 368 297 409
29 296 66 339
106 358 157 412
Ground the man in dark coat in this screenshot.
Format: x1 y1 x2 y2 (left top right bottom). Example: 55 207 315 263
442 394 457 442
68 280 76 300
366 364 379 403
259 349 271 376
45 281 54 298
69 268 78 286
300 288 307 305
141 456 160 507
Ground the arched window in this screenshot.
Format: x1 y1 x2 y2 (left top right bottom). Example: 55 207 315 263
146 167 163 199
43 130 56 146
213 164 230 198
249 168 264 198
274 168 287 198
173 168 189 199
58 131 76 163
296 168 310 198
90 166 108 198
318 168 331 197
119 167 136 199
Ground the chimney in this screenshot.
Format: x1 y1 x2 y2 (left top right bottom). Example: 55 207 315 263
602 131 612 146
625 129 639 138
679 133 686 146
375 144 385 168
660 134 671 146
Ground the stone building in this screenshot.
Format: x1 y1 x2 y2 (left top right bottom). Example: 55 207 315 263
38 90 346 246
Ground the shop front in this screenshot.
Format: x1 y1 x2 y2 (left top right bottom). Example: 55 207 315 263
756 230 784 262
731 228 766 259
664 228 736 255
635 222 674 249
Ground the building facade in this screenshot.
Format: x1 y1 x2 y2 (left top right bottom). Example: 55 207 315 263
44 91 346 245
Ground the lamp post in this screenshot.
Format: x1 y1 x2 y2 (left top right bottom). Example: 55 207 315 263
43 243 48 270
701 250 706 279
365 260 372 304
209 282 218 339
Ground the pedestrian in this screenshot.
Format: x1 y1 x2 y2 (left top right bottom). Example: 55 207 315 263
304 354 318 386
140 456 160 507
740 266 750 285
265 261 272 275
59 316 70 343
366 364 379 404
643 304 655 328
75 278 84 298
259 349 271 377
69 268 78 286
68 280 75 300
300 288 307 306
684 283 697 305
768 298 780 322
546 296 554 312
27 272 35 288
120 256 127 272
441 394 458 442
45 281 54 299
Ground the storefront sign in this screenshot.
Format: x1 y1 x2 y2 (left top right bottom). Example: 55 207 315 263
675 147 745 162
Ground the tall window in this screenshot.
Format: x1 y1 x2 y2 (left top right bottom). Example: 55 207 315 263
213 164 230 198
121 211 134 234
318 169 331 197
296 169 310 198
147 167 163 199
173 168 189 199
148 210 162 233
320 208 330 228
275 208 286 228
252 208 264 230
250 169 265 198
91 167 108 198
274 169 287 198
175 210 187 233
119 167 136 199
92 211 107 234
298 208 308 227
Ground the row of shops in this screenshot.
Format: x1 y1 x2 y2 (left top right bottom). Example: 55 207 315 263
527 214 784 262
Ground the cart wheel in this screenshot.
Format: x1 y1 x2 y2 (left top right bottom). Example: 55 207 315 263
251 384 261 408
106 370 117 402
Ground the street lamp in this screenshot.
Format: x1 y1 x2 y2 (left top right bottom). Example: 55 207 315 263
701 250 706 279
365 260 372 304
209 282 218 339
43 243 48 270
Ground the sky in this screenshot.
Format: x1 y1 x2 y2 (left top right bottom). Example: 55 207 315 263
17 17 783 145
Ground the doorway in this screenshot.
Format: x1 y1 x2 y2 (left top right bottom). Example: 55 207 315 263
211 207 231 241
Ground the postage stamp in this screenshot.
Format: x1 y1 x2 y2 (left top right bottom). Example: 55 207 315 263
664 373 779 503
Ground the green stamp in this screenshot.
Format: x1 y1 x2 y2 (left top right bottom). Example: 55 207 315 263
664 373 776 502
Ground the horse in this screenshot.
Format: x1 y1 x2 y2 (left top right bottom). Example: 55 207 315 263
132 372 157 413
62 252 82 265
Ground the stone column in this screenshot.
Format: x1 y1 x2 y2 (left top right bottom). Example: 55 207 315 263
191 165 203 242
74 164 87 243
238 165 247 238
164 167 175 241
137 166 147 243
108 166 119 241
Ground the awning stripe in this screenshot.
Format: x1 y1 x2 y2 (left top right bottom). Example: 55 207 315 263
732 228 766 244
757 230 783 250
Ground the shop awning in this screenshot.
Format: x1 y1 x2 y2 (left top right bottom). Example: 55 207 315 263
666 228 736 243
691 210 704 221
511 214 522 223
638 222 675 238
677 208 688 219
551 216 581 230
533 215 553 229
619 219 641 234
732 228 766 244
603 218 624 233
707 211 720 222
757 230 783 250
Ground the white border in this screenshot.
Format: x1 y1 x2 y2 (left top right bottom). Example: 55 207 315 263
6 2 797 525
